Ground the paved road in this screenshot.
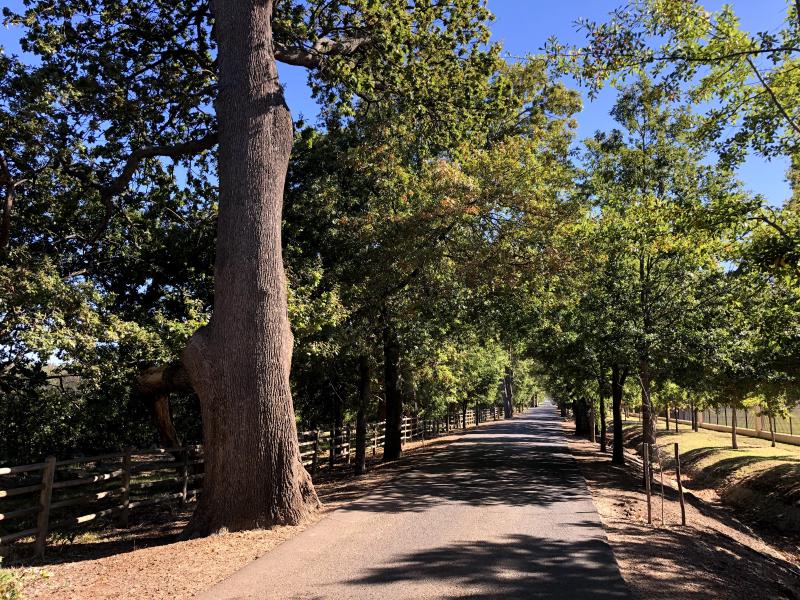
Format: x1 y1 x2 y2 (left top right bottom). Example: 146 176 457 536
199 404 631 599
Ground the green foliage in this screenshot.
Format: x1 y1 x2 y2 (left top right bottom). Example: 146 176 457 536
0 0 515 457
2 0 798 469
549 0 800 162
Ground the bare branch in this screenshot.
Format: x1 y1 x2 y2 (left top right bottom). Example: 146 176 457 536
90 131 218 241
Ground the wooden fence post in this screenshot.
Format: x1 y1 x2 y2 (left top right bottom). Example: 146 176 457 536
674 443 686 526
345 425 351 464
180 447 189 505
119 448 132 528
35 456 56 558
329 426 336 470
312 431 319 475
643 443 652 525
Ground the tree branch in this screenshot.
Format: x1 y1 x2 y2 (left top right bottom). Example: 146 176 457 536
274 36 370 68
745 56 800 138
135 360 194 449
90 131 218 241
0 152 16 252
750 213 792 242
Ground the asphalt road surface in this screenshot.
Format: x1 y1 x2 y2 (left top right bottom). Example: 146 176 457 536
199 403 631 599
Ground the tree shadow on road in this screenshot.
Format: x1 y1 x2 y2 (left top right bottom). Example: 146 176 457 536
339 411 592 514
347 533 631 599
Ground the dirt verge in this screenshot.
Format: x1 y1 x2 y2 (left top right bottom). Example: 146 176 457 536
622 419 800 537
565 421 800 600
4 427 480 600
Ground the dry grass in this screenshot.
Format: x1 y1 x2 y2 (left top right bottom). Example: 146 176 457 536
623 418 800 536
566 421 800 600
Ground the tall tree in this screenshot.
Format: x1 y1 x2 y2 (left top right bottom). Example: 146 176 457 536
5 0 501 533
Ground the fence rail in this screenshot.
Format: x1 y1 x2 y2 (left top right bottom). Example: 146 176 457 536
631 406 800 446
1 405 521 557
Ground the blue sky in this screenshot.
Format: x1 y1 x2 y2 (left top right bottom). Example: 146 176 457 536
278 0 794 205
1 0 793 203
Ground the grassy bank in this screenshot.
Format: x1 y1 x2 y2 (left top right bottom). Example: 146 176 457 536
623 418 800 535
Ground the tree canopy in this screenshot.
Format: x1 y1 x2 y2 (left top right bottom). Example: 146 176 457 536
1 0 799 534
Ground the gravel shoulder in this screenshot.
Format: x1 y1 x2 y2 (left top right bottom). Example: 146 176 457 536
564 420 800 600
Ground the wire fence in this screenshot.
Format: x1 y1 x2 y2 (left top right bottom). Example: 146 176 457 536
674 406 800 437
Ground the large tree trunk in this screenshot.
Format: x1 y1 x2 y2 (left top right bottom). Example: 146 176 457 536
731 404 738 449
503 365 513 418
462 401 468 430
354 355 370 476
611 365 625 465
182 1 318 535
382 316 402 462
574 397 590 437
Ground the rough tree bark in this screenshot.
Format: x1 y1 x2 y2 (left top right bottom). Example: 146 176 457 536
731 403 738 449
611 364 626 465
354 355 370 476
181 0 318 535
462 401 468 430
382 315 402 462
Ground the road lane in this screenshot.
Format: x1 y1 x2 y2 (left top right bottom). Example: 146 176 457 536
199 403 631 599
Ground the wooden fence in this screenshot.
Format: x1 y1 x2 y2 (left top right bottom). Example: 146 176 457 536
1 405 519 557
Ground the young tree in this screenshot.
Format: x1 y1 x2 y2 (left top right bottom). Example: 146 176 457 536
579 80 747 448
551 0 800 163
552 0 800 273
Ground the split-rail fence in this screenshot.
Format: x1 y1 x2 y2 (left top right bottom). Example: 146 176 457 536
1 406 520 557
